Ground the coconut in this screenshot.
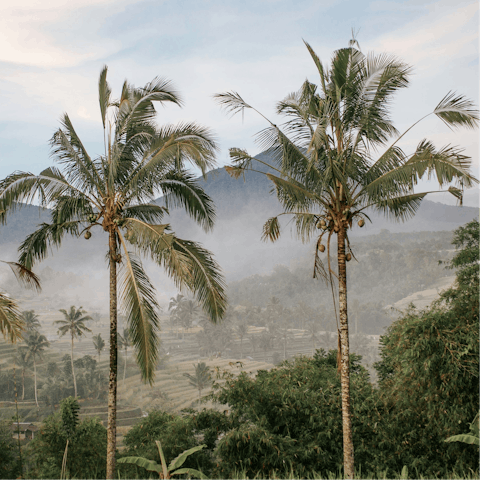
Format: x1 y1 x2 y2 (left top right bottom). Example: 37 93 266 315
321 225 328 230
319 244 325 253
358 219 365 227
346 253 352 261
84 231 92 240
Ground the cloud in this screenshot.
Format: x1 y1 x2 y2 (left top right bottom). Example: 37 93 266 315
368 1 478 75
0 0 142 68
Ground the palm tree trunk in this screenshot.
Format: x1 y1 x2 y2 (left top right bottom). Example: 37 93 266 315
22 369 25 401
33 357 38 408
71 333 77 398
123 347 127 386
240 338 243 358
106 230 118 480
337 227 354 478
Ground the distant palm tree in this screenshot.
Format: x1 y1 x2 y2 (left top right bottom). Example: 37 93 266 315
278 314 294 360
117 328 131 385
21 310 41 334
93 333 106 360
168 294 184 338
178 299 200 338
55 306 92 398
259 331 274 362
233 322 248 358
183 362 212 399
216 39 478 477
14 346 32 400
0 67 227 478
24 330 50 407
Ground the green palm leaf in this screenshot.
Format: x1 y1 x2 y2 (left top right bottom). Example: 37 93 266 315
118 247 160 384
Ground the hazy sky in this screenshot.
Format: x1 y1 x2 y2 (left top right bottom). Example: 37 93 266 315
0 0 478 205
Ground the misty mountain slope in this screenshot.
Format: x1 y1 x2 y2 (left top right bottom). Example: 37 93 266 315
0 149 477 303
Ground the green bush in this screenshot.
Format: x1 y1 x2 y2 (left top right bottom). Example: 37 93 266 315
27 410 107 478
119 410 213 478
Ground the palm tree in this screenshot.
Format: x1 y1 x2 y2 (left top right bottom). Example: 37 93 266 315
233 321 248 358
183 362 212 399
0 261 41 343
258 331 273 362
14 346 32 400
117 328 131 385
0 66 227 478
216 39 478 477
21 310 41 333
178 299 199 338
92 333 106 360
24 330 50 407
168 294 184 337
55 306 92 397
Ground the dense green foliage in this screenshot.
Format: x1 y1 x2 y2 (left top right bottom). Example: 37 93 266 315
27 399 107 479
0 419 20 479
119 410 213 479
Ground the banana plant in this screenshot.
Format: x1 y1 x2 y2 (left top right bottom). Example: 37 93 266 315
445 412 479 446
118 440 207 479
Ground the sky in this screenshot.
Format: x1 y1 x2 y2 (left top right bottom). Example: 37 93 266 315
0 0 478 206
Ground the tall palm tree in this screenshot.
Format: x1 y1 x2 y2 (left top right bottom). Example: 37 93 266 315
14 346 33 400
55 306 92 398
92 333 106 360
216 39 478 478
0 66 227 478
117 328 131 385
24 330 50 407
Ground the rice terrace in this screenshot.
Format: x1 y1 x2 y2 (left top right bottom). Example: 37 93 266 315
0 1 478 479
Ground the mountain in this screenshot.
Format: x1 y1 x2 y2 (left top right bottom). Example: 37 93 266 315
0 149 477 290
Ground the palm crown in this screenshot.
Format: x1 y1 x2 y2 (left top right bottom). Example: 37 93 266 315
217 40 478 254
55 306 92 338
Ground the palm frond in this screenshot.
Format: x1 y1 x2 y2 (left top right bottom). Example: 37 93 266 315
154 238 227 324
261 216 281 242
373 191 429 221
1 261 41 292
303 40 328 94
156 171 216 232
99 65 112 129
51 116 104 198
214 91 252 117
313 237 329 284
122 204 168 223
434 91 479 130
18 221 80 270
0 293 23 343
118 246 160 384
